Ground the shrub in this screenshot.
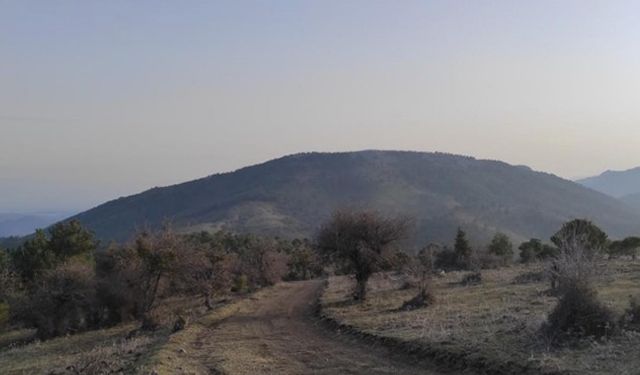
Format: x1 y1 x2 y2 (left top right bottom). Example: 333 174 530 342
260 249 289 286
620 296 640 330
478 251 504 269
519 239 558 263
487 232 513 265
95 247 143 324
461 271 482 286
434 246 458 271
608 237 640 260
18 261 98 339
400 247 436 310
284 245 323 281
94 227 188 326
400 289 435 311
232 274 250 294
512 270 545 285
544 283 617 341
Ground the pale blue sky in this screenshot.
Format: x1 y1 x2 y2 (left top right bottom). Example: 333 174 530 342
2 1 640 212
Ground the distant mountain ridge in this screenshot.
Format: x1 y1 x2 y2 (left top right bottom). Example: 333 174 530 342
0 212 71 237
577 167 640 198
64 151 640 246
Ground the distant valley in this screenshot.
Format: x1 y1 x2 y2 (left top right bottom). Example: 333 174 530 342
0 212 72 237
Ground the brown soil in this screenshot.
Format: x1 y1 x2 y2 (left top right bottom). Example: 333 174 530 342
183 280 447 375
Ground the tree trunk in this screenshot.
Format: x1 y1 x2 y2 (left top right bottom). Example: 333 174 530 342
353 272 369 301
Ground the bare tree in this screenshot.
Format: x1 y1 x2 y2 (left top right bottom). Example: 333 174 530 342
316 209 409 301
541 220 617 341
400 246 436 310
174 242 232 310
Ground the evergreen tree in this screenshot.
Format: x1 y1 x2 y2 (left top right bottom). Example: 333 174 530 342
454 228 473 269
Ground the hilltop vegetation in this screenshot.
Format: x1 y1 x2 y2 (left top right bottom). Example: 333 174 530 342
68 151 640 245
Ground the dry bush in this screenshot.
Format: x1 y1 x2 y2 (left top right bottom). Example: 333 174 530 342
543 283 617 341
547 242 603 294
228 238 289 290
543 220 616 343
95 227 186 327
461 271 482 286
18 261 98 339
260 249 289 286
400 248 436 310
400 290 435 311
172 243 233 309
620 296 640 330
434 246 458 271
512 270 545 285
50 335 153 375
284 242 324 281
478 251 505 269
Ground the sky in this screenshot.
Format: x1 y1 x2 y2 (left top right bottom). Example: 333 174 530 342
2 1 640 213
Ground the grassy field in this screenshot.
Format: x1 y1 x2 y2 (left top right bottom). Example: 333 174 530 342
321 261 640 375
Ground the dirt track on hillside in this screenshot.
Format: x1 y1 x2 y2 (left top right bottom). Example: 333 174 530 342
187 280 445 375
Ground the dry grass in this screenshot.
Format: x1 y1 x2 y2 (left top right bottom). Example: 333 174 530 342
321 261 640 374
0 323 159 374
0 294 218 375
141 298 243 375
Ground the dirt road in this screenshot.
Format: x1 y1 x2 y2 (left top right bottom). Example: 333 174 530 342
188 280 445 375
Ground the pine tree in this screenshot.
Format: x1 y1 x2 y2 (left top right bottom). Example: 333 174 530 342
454 228 472 269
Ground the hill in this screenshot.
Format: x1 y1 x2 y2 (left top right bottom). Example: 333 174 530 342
69 151 640 246
577 167 640 198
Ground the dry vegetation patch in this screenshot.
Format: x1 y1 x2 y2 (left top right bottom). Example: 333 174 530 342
0 323 158 375
0 294 221 375
321 261 640 374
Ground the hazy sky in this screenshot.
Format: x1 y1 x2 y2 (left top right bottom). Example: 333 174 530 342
2 1 640 213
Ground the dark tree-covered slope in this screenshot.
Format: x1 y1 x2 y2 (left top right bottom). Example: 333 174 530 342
69 151 640 245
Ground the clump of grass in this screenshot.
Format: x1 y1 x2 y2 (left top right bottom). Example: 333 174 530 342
59 335 153 374
512 271 545 285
